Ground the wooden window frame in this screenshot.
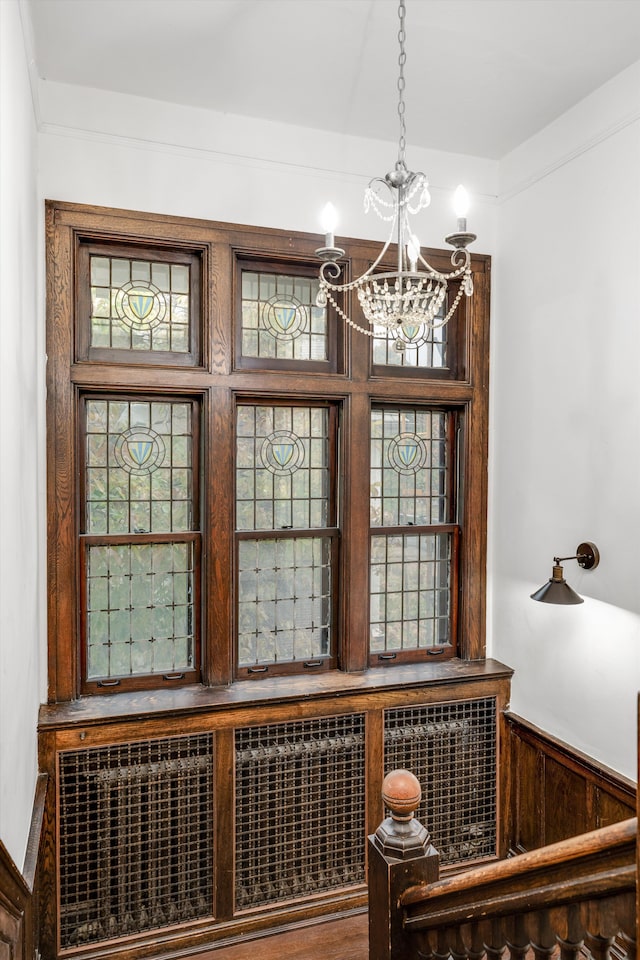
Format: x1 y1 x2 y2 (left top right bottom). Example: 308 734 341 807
77 391 202 694
76 238 203 367
46 200 490 702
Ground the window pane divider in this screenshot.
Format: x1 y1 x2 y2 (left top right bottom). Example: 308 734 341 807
235 527 339 542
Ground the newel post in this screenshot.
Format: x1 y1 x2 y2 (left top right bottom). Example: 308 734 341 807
368 770 440 960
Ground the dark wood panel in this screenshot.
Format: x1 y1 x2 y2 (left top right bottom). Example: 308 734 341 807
505 713 636 854
513 736 542 852
543 756 588 844
0 776 48 960
186 912 368 960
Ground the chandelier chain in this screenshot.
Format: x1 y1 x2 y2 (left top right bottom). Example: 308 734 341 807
315 0 477 338
397 0 407 166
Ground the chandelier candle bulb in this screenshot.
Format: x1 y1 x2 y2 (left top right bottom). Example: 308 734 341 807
453 185 470 232
407 234 420 272
321 202 338 248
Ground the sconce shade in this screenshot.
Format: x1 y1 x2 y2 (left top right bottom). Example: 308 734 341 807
530 571 584 605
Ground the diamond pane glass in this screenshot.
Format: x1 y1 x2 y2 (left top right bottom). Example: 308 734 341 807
240 270 328 361
370 408 449 526
236 405 329 531
90 255 190 352
372 297 447 367
370 533 451 652
85 399 193 534
86 542 194 679
238 537 331 666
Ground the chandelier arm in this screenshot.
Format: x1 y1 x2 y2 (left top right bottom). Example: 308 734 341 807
416 248 470 281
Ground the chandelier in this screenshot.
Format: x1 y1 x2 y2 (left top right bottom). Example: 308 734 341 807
315 0 476 346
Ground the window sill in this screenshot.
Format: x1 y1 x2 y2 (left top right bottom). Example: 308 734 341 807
39 658 513 731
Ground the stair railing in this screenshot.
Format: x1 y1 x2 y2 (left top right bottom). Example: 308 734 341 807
368 770 637 960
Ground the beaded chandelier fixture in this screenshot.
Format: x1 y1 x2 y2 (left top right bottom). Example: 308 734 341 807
315 0 476 346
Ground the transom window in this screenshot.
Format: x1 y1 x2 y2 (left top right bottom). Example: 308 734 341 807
46 202 490 698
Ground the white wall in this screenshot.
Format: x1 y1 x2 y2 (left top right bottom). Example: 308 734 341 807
38 80 498 249
490 60 640 780
0 0 44 867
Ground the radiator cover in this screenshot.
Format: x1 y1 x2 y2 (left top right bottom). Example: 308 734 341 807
234 713 366 910
384 697 497 863
57 733 214 948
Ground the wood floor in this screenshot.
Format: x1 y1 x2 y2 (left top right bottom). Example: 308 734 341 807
194 913 368 960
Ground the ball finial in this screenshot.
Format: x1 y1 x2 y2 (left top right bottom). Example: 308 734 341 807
382 769 421 821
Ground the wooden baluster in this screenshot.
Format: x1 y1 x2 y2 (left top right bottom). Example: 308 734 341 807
484 918 507 960
553 901 585 960
586 933 616 960
505 913 531 960
368 770 440 960
466 923 487 960
531 909 558 960
449 924 473 960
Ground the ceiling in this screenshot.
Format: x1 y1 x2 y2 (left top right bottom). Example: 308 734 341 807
26 0 640 160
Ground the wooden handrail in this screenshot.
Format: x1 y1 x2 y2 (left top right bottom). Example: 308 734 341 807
402 817 636 930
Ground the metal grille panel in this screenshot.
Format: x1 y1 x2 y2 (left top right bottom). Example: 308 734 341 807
58 734 214 948
385 698 497 864
235 714 366 910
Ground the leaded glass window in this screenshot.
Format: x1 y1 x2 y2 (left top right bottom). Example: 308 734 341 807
369 406 458 660
240 269 327 362
85 399 192 535
370 533 452 653
76 241 201 366
85 541 195 680
90 256 190 352
370 408 449 527
80 395 200 689
235 402 337 676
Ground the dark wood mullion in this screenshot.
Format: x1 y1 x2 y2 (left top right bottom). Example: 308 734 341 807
208 386 234 685
46 208 77 702
340 392 370 672
458 263 490 660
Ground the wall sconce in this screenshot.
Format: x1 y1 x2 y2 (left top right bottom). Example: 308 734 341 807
530 542 600 604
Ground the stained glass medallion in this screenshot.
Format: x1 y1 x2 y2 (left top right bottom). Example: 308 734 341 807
241 270 328 361
90 255 191 353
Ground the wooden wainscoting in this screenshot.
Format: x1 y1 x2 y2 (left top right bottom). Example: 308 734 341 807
504 712 636 854
0 774 48 960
